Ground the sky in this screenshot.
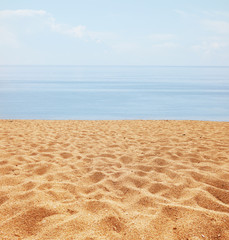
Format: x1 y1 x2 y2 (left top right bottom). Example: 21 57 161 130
0 0 229 65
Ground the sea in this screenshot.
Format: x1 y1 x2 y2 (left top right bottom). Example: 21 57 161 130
0 65 229 121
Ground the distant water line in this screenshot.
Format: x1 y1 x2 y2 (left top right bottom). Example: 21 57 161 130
0 65 229 121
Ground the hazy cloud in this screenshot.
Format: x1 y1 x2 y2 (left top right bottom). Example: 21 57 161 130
0 26 18 47
192 40 228 55
149 34 175 41
173 9 188 17
203 20 229 34
151 42 178 49
202 10 229 18
111 42 140 53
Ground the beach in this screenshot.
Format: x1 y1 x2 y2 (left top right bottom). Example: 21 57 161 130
0 119 229 239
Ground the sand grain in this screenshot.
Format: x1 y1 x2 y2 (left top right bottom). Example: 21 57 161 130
0 120 229 239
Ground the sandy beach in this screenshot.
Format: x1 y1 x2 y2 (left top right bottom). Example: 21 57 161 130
0 120 229 240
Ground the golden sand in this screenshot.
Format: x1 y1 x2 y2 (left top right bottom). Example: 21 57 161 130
0 120 229 240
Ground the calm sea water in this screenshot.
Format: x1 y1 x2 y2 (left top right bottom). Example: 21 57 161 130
0 66 229 121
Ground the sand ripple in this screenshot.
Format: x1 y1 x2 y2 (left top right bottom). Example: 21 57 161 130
0 120 229 239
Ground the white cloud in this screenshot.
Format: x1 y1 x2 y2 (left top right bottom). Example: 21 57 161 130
66 26 86 38
88 31 117 43
0 9 47 18
0 9 112 43
47 16 86 38
203 20 229 34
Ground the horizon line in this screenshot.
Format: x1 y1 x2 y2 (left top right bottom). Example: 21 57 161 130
0 64 229 68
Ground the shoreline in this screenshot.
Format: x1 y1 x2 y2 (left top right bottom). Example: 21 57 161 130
1 119 229 124
0 120 229 239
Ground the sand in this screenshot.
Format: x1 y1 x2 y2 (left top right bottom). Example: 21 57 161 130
0 120 229 240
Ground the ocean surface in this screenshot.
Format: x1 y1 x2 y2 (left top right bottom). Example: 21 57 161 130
0 65 229 121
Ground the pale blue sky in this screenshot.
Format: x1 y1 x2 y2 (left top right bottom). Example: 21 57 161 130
0 0 229 65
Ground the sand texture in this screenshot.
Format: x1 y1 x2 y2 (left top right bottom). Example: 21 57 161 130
0 120 229 240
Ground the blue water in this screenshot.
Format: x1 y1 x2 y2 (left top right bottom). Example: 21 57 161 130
0 65 229 121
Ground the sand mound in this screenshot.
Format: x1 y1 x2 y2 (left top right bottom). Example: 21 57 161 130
0 120 229 239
